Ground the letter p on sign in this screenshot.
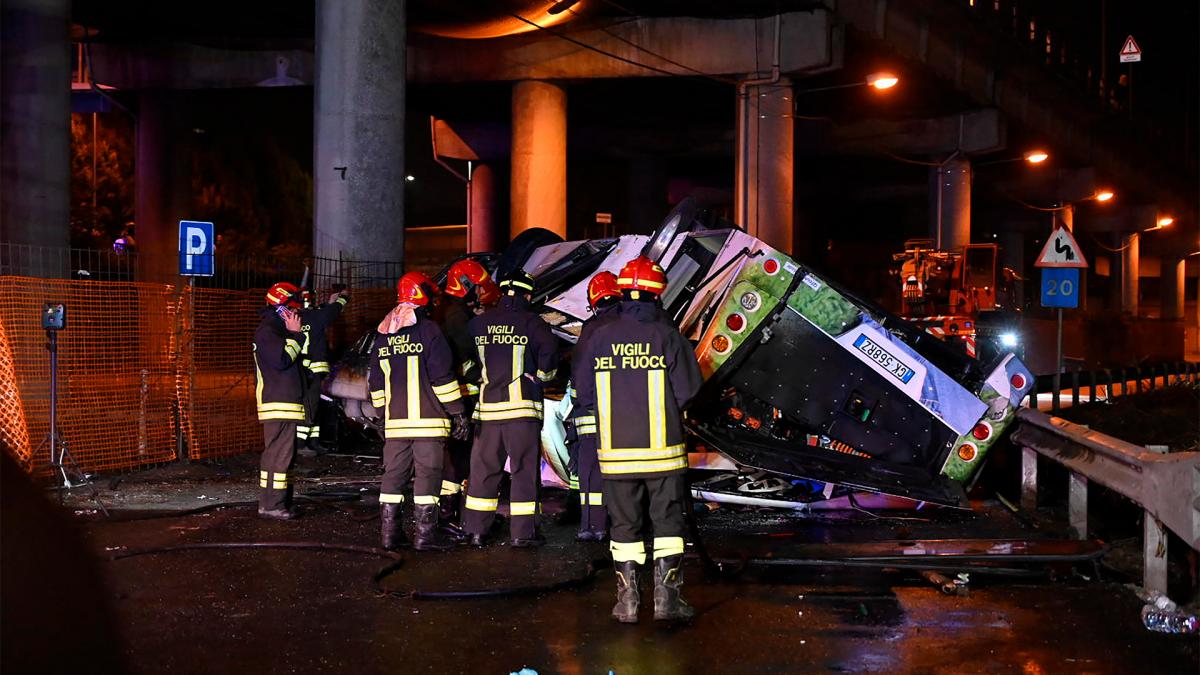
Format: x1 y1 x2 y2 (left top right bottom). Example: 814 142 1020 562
178 220 215 277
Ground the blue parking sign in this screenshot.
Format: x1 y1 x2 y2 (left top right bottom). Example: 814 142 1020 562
179 221 214 277
1040 267 1079 308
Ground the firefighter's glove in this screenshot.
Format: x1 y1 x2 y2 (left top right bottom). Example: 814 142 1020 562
450 413 471 442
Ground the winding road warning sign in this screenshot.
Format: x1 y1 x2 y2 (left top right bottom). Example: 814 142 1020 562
1035 226 1088 269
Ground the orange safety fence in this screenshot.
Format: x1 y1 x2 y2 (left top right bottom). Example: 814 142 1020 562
0 277 181 473
0 276 408 475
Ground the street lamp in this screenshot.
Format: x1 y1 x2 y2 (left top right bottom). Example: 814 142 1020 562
1023 149 1049 164
796 72 901 95
1093 189 1115 202
1156 215 1175 227
866 72 899 90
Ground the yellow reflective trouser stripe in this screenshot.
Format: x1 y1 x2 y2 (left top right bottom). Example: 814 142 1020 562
379 493 405 504
509 345 525 404
610 540 647 564
441 480 462 495
413 495 439 505
510 501 538 516
259 471 289 489
309 426 320 438
599 456 690 475
598 444 686 461
653 536 685 559
465 496 498 512
648 369 666 449
596 371 612 451
536 368 556 382
580 492 603 505
296 426 310 439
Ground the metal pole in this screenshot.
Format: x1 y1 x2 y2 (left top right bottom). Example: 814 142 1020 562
48 330 58 471
1052 307 1063 413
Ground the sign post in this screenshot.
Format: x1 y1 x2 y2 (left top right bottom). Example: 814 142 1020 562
177 220 213 462
1119 35 1141 114
1036 226 1087 412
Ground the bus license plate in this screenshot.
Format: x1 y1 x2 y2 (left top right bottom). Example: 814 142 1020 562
853 335 915 384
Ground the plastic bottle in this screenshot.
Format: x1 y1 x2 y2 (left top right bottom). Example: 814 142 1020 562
1141 603 1199 634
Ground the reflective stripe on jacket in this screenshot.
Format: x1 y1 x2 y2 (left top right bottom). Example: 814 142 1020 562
574 300 702 478
468 295 559 422
368 316 465 439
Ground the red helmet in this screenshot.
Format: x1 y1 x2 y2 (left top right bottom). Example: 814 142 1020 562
444 259 499 306
266 282 300 307
396 272 432 307
617 256 667 296
587 271 621 309
408 271 439 300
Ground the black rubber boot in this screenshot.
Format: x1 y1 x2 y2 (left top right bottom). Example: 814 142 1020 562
653 555 695 622
612 560 641 624
380 503 408 550
438 494 468 543
413 504 453 552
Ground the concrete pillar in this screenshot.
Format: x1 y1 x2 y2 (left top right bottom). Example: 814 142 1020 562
314 0 406 267
1162 256 1185 319
931 156 971 252
1059 204 1074 231
468 163 500 253
735 80 793 254
135 92 192 284
510 81 567 238
0 0 70 274
1121 232 1139 316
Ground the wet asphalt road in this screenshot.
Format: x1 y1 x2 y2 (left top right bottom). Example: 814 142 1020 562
65 478 1197 675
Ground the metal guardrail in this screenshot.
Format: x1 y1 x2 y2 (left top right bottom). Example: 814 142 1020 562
1010 408 1200 594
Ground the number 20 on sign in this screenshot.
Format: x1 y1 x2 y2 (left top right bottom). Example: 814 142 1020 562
1040 267 1079 309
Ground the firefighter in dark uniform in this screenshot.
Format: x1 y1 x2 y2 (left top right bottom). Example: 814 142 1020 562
462 269 559 547
575 256 703 623
434 259 499 536
254 282 307 519
569 271 622 541
368 273 471 550
296 288 349 454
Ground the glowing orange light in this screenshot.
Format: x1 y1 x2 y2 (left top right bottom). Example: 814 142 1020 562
1094 190 1115 202
867 72 899 90
1157 216 1174 228
1023 150 1049 164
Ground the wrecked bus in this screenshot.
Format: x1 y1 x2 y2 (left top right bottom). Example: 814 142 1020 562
331 198 1033 510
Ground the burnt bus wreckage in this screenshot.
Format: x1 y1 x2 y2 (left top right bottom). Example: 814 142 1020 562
331 199 1033 510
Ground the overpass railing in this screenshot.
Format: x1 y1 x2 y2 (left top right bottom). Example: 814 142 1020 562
1026 362 1200 412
